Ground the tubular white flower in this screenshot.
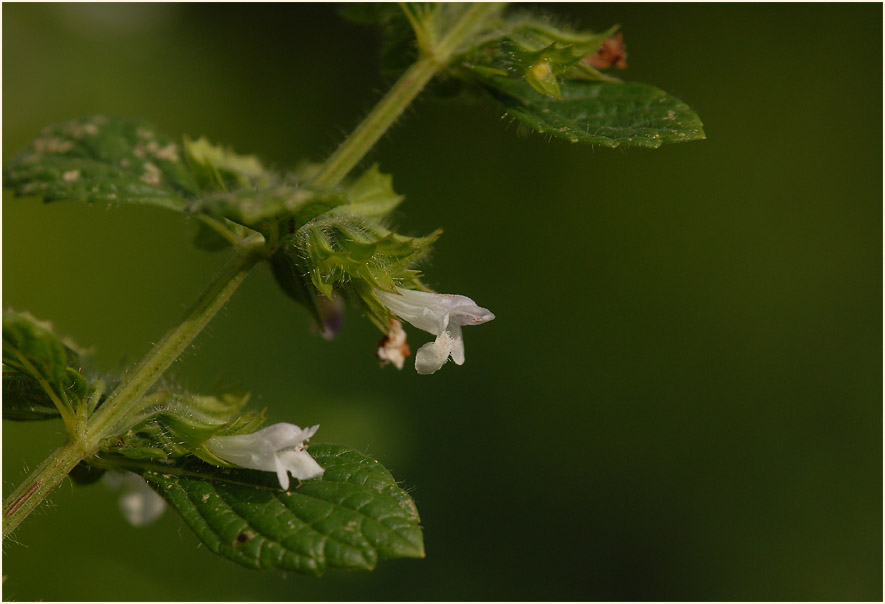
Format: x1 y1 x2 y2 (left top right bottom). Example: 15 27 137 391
374 287 495 375
204 422 324 490
102 471 167 527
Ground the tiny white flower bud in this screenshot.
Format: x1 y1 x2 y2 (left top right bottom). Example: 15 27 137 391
374 287 495 375
103 471 167 527
204 422 324 490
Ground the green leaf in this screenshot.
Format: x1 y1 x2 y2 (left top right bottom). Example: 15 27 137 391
125 444 423 575
2 368 60 420
337 163 405 220
2 311 89 420
488 78 705 147
3 117 199 210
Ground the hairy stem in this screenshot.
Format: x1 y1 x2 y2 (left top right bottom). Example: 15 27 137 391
85 242 264 443
310 2 505 189
3 243 263 538
2 440 84 540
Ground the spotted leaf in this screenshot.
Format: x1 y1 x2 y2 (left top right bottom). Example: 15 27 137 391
3 117 202 210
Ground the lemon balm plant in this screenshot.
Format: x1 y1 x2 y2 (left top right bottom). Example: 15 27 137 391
3 4 703 578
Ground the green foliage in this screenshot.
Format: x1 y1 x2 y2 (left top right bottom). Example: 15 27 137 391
4 118 441 330
116 445 424 575
2 311 90 421
1 118 285 213
2 117 198 210
339 164 406 220
348 4 704 148
462 15 619 98
2 368 63 421
488 79 706 147
1 4 707 586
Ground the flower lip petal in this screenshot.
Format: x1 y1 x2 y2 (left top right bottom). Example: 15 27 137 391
415 339 451 375
275 460 292 491
278 448 325 481
374 286 494 374
205 422 324 489
446 325 466 365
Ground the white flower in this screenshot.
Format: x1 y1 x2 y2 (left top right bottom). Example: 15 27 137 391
102 471 167 527
374 287 495 375
204 423 324 490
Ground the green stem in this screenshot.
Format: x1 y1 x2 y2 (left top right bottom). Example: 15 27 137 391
2 440 84 540
310 2 505 189
85 243 264 444
2 243 264 538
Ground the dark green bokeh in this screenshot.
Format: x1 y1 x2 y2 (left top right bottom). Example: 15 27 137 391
3 3 881 601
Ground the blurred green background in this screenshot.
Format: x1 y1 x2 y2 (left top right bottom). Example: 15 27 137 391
3 3 881 601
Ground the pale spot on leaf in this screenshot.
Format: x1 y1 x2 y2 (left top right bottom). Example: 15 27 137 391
141 162 161 185
155 144 179 162
33 138 73 153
